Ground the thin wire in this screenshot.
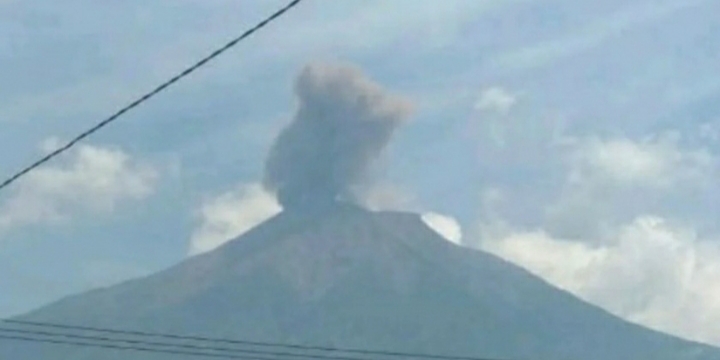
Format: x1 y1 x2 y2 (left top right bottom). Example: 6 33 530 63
0 333 290 360
2 319 500 360
0 327 368 360
0 0 303 193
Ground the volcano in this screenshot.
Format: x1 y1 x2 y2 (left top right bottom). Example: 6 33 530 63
2 203 719 360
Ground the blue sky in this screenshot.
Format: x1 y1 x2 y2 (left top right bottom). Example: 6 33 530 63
1 0 720 346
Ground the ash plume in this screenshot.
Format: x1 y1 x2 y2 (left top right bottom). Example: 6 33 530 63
263 63 412 209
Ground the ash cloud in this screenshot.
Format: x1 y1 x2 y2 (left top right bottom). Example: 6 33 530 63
263 63 412 209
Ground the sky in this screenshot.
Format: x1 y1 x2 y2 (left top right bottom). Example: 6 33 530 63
1 0 720 347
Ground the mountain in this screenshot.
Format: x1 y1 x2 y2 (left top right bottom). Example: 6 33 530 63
2 202 718 360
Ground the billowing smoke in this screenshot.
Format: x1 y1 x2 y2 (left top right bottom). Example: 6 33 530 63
263 63 412 209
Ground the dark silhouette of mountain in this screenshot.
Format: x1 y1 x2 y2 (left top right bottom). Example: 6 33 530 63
2 202 718 360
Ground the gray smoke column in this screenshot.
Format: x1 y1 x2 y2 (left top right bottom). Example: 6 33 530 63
263 63 412 209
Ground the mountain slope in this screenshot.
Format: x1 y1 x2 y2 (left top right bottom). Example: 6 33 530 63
2 203 718 360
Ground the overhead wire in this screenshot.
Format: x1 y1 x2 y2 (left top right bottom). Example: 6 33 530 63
0 0 303 193
0 319 506 360
0 333 290 360
0 326 369 360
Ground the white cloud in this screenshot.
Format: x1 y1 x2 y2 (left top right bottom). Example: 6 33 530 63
475 87 517 115
0 142 158 232
188 183 281 256
545 134 717 239
482 216 720 346
421 212 463 245
571 135 714 189
471 124 720 345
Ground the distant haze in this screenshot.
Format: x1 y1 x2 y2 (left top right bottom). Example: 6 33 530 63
263 63 412 209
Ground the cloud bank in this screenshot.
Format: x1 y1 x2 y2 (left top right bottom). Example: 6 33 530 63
471 115 720 345
0 141 158 233
483 216 720 346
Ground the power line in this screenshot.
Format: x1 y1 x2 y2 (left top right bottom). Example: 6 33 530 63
0 327 369 360
0 0 303 193
0 333 512 360
0 333 288 360
2 319 502 360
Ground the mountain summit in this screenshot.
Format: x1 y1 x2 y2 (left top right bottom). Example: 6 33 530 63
2 202 719 360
